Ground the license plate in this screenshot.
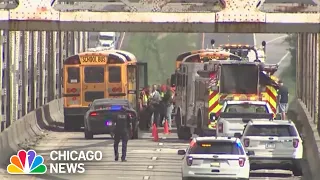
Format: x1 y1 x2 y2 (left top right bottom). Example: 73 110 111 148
265 143 276 149
118 114 126 119
210 162 220 167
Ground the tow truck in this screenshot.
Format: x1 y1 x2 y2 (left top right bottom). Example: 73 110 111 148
174 60 279 140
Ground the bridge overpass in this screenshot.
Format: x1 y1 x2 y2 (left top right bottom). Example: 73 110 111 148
0 0 319 179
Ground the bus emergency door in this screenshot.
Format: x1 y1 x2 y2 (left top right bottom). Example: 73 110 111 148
80 65 107 106
127 62 148 112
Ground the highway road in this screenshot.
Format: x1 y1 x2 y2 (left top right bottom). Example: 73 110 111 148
5 128 301 180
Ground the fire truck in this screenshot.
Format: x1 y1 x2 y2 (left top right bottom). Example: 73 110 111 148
174 60 279 140
210 39 267 62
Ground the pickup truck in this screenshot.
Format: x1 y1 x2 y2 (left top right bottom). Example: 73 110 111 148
212 100 274 137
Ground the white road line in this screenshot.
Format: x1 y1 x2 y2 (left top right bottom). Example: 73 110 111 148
118 32 126 49
158 142 164 146
151 157 157 160
143 176 150 180
147 165 154 169
266 34 288 44
202 33 205 49
277 51 290 66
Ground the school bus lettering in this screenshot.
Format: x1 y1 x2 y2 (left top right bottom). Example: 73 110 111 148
80 56 107 63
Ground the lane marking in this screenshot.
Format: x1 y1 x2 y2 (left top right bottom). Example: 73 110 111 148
118 32 126 49
151 157 158 160
266 35 288 44
143 176 150 180
147 166 154 169
161 137 167 139
155 149 161 152
158 143 164 146
202 33 205 49
277 51 290 66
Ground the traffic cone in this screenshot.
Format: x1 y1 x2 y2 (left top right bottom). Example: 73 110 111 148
152 124 159 142
152 123 156 137
163 120 170 134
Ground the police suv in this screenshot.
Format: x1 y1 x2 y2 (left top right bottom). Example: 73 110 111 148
215 101 273 137
178 137 250 180
239 120 303 176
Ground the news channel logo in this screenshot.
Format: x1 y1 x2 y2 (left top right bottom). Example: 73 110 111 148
7 150 47 174
7 149 103 174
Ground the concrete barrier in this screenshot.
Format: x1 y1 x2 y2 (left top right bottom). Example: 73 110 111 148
290 98 320 180
0 99 63 166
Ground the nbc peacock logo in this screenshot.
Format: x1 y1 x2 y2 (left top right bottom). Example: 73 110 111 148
7 150 47 174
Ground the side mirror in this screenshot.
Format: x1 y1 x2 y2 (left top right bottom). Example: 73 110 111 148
88 103 91 107
211 39 215 46
246 151 255 156
261 41 266 47
234 133 242 138
177 150 186 155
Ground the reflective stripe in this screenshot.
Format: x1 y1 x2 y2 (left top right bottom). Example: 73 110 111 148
143 95 148 105
265 86 277 114
161 92 164 98
208 122 217 129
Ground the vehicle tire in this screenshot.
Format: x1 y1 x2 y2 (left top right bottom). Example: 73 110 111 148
178 126 192 140
292 167 303 176
84 128 93 139
196 113 204 136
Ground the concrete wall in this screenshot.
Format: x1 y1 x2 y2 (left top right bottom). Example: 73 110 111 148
293 33 320 180
0 99 64 166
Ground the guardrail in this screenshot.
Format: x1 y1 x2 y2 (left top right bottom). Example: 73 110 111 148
0 99 63 166
290 98 320 179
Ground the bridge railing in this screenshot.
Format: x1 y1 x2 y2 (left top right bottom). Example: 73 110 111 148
0 30 89 131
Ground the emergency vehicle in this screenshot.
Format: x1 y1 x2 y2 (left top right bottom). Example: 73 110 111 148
211 39 267 62
174 60 279 140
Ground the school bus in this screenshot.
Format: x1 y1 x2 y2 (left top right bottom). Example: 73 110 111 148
63 50 148 130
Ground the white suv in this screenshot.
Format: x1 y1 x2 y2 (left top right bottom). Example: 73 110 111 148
239 120 303 176
178 136 250 180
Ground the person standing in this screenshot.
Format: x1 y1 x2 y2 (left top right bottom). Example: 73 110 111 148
112 114 132 162
149 84 162 127
162 86 174 130
278 80 289 120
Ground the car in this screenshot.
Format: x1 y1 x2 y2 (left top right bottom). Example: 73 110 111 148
216 100 274 137
84 98 139 140
178 136 250 180
239 120 303 176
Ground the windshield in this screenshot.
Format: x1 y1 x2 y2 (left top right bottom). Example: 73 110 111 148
220 64 259 94
99 35 114 41
245 125 298 137
188 141 244 155
225 103 268 113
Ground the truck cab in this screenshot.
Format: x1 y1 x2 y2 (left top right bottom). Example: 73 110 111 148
98 32 117 49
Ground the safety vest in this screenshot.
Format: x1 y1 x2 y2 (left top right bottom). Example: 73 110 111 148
160 92 164 98
143 94 148 105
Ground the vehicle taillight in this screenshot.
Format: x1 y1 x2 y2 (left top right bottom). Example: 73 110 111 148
90 112 98 116
238 158 245 167
186 156 193 166
243 138 250 147
293 139 299 148
218 123 223 133
67 88 77 93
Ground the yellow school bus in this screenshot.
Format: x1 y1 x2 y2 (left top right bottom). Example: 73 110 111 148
63 50 148 130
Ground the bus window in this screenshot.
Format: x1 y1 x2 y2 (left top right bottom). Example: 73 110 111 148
67 67 80 84
84 66 105 83
108 66 121 83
